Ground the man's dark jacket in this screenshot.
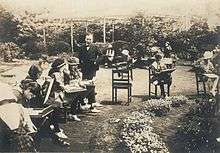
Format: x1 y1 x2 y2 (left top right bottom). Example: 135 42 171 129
75 43 101 80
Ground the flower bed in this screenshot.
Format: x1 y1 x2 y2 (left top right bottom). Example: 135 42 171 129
176 98 217 151
121 111 169 153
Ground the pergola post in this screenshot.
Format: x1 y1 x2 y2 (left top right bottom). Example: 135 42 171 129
103 17 106 43
112 21 115 42
85 21 88 33
43 28 46 49
70 22 74 53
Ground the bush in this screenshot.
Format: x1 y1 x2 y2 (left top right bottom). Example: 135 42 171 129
47 41 71 56
177 98 216 151
0 42 22 61
0 5 20 43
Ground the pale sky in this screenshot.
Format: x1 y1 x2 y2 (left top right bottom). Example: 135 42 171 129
1 0 220 18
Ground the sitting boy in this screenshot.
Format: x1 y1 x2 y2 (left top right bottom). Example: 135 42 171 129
65 57 85 121
66 57 102 114
151 52 173 98
199 51 219 96
103 44 115 67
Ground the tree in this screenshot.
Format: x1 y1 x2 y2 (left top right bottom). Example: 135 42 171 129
0 4 20 43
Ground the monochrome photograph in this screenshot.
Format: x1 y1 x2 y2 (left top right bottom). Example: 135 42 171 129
0 0 220 152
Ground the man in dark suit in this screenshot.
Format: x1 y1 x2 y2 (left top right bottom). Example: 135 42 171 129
78 33 100 80
75 33 102 112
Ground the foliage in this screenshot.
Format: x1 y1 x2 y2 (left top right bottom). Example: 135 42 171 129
1 6 219 61
166 95 188 107
145 99 171 117
177 98 216 151
0 42 22 61
0 5 20 43
47 41 71 56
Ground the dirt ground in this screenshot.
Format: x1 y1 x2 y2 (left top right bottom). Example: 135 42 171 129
0 60 210 152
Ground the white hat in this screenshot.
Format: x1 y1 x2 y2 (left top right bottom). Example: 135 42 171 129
107 44 113 49
122 49 130 56
203 51 213 59
151 46 161 53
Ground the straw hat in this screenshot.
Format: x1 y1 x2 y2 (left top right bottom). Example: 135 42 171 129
107 44 113 49
151 46 161 53
203 51 213 59
121 49 130 56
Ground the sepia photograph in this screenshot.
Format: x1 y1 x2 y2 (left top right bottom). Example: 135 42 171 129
0 0 220 152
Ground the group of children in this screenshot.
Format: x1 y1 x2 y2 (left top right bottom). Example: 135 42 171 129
0 33 103 152
0 53 103 151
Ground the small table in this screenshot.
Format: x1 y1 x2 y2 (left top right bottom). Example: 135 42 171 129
28 105 54 119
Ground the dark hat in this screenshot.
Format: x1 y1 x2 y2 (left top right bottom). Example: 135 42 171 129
155 52 163 59
51 58 65 68
28 64 42 79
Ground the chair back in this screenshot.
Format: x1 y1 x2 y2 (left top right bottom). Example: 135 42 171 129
112 68 131 85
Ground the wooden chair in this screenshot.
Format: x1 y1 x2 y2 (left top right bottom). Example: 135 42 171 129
112 62 133 80
195 73 207 95
42 78 68 123
112 68 132 105
148 67 171 98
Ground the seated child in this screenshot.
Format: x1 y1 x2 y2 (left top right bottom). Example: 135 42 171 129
151 52 172 98
20 64 70 147
199 51 219 96
65 57 84 121
104 44 115 67
20 65 43 108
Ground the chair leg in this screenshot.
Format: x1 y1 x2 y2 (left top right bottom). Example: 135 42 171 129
203 81 206 94
131 69 133 80
167 84 170 96
155 85 157 97
115 88 117 103
149 69 151 97
196 76 199 95
127 88 130 105
112 87 114 103
130 87 132 103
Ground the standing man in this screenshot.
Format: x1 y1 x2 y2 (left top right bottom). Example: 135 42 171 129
75 33 102 112
78 33 100 80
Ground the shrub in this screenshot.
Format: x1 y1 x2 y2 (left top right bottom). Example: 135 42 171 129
47 41 71 56
0 42 22 61
177 98 216 151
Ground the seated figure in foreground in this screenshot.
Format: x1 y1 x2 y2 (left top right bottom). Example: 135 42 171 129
20 64 70 146
0 82 36 152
